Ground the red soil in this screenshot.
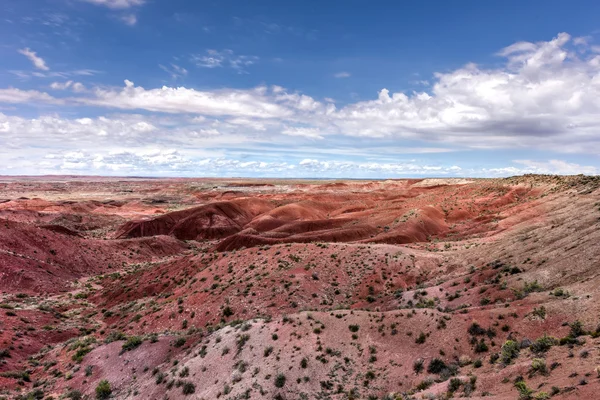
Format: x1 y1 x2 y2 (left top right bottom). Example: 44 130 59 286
1 175 600 399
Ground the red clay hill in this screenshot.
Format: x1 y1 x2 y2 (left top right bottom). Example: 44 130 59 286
1 175 600 399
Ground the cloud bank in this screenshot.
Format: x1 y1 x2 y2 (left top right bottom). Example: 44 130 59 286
2 33 600 177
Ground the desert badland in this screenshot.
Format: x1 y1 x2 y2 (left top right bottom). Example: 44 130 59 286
1 175 600 399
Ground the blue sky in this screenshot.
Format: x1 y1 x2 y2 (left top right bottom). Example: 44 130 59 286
1 0 600 177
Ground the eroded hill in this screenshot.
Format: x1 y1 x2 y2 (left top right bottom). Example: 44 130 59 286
1 176 600 399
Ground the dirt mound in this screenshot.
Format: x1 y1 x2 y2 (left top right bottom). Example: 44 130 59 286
213 233 275 251
214 223 378 251
270 218 353 234
0 220 187 294
264 202 328 221
367 205 448 244
244 215 288 232
39 224 83 237
115 199 274 240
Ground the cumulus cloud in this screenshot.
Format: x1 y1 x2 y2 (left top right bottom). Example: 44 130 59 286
18 48 49 71
324 32 600 153
0 113 162 151
50 81 86 92
73 80 299 118
5 32 600 167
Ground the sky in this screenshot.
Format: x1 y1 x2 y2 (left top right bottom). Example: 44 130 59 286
2 0 600 178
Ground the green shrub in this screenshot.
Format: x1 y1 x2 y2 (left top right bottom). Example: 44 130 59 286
523 281 543 293
264 346 273 357
236 334 250 354
468 322 486 336
531 306 546 319
415 378 433 391
501 340 520 364
530 334 557 353
0 370 30 381
65 389 83 400
69 337 96 363
569 320 585 337
122 336 143 352
489 352 499 364
104 331 126 343
530 358 547 375
300 357 308 368
182 382 195 395
274 373 286 388
72 347 91 363
474 338 489 353
427 358 447 374
95 380 111 399
448 378 462 393
415 332 426 344
551 288 568 297
413 358 424 374
514 381 533 400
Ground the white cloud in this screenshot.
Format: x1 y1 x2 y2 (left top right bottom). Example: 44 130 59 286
120 14 137 26
281 127 324 139
50 81 71 90
0 111 594 177
10 69 100 80
323 32 600 153
6 32 600 158
159 64 188 80
192 49 259 73
72 82 86 92
74 80 297 118
226 117 268 131
0 88 60 104
50 81 86 92
512 159 598 175
18 48 49 71
80 0 145 9
0 113 158 146
334 71 351 78
573 36 591 46
195 128 220 136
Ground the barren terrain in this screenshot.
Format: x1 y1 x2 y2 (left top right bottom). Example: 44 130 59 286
1 175 600 400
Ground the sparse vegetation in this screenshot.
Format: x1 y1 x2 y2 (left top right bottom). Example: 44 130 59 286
2 177 600 399
501 340 520 364
95 380 112 399
121 335 143 352
274 373 286 388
